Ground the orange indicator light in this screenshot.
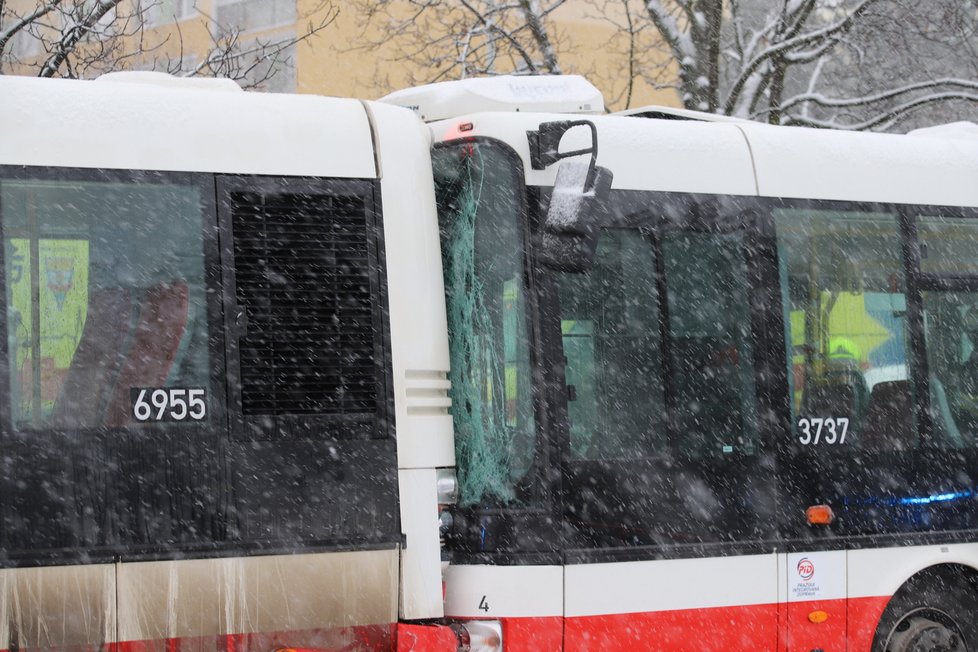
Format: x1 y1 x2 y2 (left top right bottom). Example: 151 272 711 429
806 504 835 525
808 610 829 624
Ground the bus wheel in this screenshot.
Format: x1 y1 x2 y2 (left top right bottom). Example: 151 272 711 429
873 568 978 652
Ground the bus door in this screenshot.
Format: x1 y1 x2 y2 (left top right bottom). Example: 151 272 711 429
773 205 923 651
556 194 778 650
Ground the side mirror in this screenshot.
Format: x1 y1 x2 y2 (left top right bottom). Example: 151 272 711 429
539 160 612 272
527 120 612 273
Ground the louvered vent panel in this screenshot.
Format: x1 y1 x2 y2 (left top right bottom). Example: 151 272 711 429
230 191 377 416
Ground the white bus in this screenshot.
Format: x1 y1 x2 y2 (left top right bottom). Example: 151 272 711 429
4 69 978 652
381 76 978 652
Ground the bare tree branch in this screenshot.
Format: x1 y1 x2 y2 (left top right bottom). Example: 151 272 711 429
785 92 978 130
785 78 978 109
2 1 338 92
39 0 123 77
0 0 64 58
723 0 881 115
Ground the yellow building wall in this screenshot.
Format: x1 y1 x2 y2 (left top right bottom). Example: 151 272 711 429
2 0 680 110
294 0 679 110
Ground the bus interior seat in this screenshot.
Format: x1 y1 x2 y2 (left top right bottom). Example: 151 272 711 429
802 383 859 423
104 280 189 427
860 380 914 451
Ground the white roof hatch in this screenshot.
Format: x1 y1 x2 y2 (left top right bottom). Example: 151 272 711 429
379 74 605 121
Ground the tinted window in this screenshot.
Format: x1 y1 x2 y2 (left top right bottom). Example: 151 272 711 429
919 215 978 275
919 214 978 448
775 209 915 453
3 175 209 430
561 230 664 461
664 231 758 457
557 195 767 550
0 170 399 558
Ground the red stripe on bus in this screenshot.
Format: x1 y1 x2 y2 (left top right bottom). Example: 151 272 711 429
504 616 563 651
396 622 459 651
563 604 779 651
847 596 892 652
786 598 847 651
492 596 891 651
0 598 894 651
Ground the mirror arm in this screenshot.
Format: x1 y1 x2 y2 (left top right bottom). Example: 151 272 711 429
527 120 599 191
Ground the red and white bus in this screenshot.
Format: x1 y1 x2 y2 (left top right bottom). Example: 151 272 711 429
4 69 978 652
381 75 978 652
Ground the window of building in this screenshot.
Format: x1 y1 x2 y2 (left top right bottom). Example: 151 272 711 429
236 39 296 93
144 0 196 27
8 27 42 59
215 0 296 33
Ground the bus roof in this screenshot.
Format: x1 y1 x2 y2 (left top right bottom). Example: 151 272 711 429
430 109 978 208
0 74 378 178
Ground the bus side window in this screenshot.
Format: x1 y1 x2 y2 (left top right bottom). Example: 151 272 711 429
662 231 758 458
775 208 916 452
918 215 978 448
558 230 664 461
1 176 209 430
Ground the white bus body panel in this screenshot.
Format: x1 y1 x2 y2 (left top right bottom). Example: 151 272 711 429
0 75 376 178
381 75 604 122
430 113 757 196
366 101 454 471
366 101 453 619
429 105 978 644
741 121 978 207
565 553 778 617
443 564 563 618
849 543 978 601
116 552 398 642
397 468 444 619
0 74 450 628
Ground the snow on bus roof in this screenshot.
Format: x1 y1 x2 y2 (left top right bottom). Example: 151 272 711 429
0 73 377 178
380 75 605 122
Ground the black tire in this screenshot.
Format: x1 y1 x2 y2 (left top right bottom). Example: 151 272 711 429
872 567 978 652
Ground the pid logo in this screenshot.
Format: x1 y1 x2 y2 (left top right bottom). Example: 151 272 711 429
796 557 815 581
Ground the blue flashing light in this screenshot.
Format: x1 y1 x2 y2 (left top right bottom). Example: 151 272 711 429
898 490 973 506
844 488 976 508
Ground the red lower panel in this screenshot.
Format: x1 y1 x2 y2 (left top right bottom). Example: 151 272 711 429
502 616 563 652
847 596 891 652
786 598 847 652
785 595 891 652
0 599 893 652
564 604 779 652
396 623 458 652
